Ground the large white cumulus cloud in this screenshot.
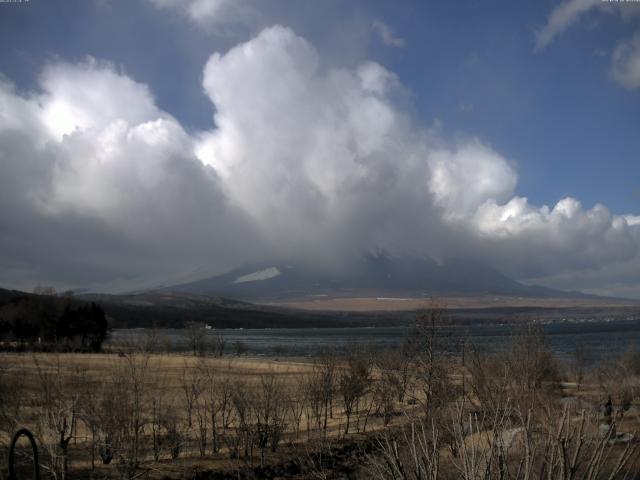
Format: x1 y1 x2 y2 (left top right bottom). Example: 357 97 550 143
0 59 261 291
195 26 440 260
194 27 525 263
193 26 640 288
0 25 638 295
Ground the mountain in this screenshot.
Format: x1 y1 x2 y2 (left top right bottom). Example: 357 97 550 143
0 287 24 303
165 253 585 301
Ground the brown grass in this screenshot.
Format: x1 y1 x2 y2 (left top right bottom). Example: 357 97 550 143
265 295 638 312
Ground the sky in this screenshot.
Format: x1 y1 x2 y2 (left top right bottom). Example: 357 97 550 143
0 0 639 297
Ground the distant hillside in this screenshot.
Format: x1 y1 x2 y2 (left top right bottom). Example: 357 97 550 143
2 287 638 330
0 287 394 329
89 290 639 329
167 253 596 302
74 291 381 329
0 287 25 303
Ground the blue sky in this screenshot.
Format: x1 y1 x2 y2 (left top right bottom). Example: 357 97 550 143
0 0 639 296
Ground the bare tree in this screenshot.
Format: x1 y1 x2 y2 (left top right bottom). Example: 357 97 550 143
466 347 511 416
373 347 415 427
180 361 203 428
142 327 162 354
149 368 170 461
368 419 440 480
467 323 560 420
33 355 81 480
379 346 414 404
77 373 103 471
254 373 288 466
229 379 254 462
571 343 592 391
410 301 456 418
194 390 209 456
370 401 640 480
219 374 234 430
97 352 152 479
196 359 219 454
288 378 306 440
507 324 561 415
184 321 204 356
209 330 226 357
339 347 371 435
372 372 397 427
304 370 325 439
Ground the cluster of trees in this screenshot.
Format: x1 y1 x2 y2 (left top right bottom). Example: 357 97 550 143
0 287 108 351
371 369 640 478
369 321 640 480
0 338 430 479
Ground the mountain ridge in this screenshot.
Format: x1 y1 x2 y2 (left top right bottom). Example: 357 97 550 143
165 254 601 302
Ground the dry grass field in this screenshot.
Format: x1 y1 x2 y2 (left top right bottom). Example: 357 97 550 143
3 320 640 479
0 349 425 479
266 295 639 312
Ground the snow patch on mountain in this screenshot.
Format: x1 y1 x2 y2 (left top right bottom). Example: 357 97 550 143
233 267 281 284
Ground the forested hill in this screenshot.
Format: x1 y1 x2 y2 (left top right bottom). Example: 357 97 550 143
0 288 395 330
74 291 387 329
3 288 638 333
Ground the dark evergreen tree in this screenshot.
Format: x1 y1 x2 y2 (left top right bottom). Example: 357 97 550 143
0 294 109 351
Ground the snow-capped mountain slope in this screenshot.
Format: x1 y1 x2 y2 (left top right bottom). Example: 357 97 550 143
165 253 588 302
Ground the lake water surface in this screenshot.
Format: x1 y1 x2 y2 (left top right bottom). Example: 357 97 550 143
107 319 640 360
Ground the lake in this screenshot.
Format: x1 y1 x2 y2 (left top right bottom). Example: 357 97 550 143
106 318 640 361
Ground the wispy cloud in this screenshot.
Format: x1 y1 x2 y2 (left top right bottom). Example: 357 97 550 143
611 32 640 89
372 20 406 48
146 0 257 30
534 0 601 51
458 102 475 113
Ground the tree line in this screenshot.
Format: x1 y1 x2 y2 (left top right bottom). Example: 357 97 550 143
0 287 108 352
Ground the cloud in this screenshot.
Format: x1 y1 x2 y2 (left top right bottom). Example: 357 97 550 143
428 140 517 221
372 20 406 48
145 0 257 29
465 197 639 279
39 58 161 139
195 26 427 260
535 1 640 96
611 32 640 89
193 26 640 290
626 215 640 227
1 25 639 296
0 58 262 291
534 0 601 51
